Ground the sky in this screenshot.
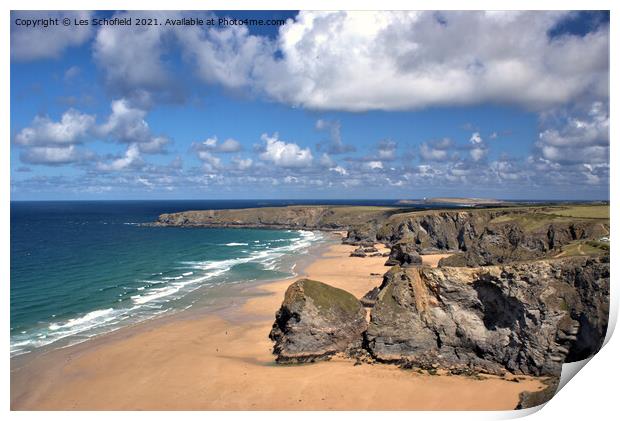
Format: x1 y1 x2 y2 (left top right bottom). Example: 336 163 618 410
10 10 610 200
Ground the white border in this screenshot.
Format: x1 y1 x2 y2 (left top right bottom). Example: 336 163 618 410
3 1 617 420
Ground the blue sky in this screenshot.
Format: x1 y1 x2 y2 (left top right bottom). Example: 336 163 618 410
10 11 609 200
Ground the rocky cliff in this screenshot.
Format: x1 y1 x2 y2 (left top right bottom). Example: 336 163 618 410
365 257 609 376
154 205 398 231
346 208 609 266
269 256 609 379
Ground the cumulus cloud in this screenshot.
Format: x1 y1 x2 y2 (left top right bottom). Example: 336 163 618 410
97 99 169 153
98 99 150 142
469 132 482 145
87 11 607 114
178 21 274 91
329 166 348 176
14 99 171 167
259 133 313 168
92 12 176 100
196 136 242 153
364 161 383 170
20 145 87 165
468 132 488 161
11 11 93 61
269 11 608 111
196 150 222 172
14 109 95 146
168 11 607 112
97 144 143 171
535 101 609 164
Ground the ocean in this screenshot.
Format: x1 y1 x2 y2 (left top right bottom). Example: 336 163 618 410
11 200 361 357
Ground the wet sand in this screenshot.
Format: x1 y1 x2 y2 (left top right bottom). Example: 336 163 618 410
10 243 544 410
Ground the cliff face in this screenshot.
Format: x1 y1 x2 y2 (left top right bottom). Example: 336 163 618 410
268 257 609 379
365 257 609 376
154 206 608 268
155 206 397 231
345 209 608 266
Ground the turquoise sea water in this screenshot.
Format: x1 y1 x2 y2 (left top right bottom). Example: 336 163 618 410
10 200 336 357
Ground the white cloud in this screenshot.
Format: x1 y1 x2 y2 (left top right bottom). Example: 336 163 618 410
20 145 85 165
535 101 609 164
469 132 483 145
88 11 608 113
259 133 313 168
329 166 348 176
93 12 173 98
98 99 150 142
98 144 143 171
138 136 170 154
97 99 169 153
196 151 222 172
232 157 253 170
11 11 93 61
468 132 487 161
209 11 608 111
178 22 274 91
469 147 488 162
365 161 383 170
419 138 454 162
14 109 95 146
199 136 242 153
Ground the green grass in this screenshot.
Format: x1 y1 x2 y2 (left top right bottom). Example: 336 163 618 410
297 279 361 314
558 240 609 257
489 212 569 232
542 205 609 219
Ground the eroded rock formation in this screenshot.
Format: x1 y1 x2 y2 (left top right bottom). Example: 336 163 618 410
351 210 608 266
365 257 609 376
269 279 367 363
384 242 423 266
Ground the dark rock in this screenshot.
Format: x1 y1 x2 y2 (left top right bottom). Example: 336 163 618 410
362 246 379 253
376 210 608 266
343 225 378 246
269 279 367 363
350 246 367 258
365 257 609 376
361 287 381 307
385 242 423 266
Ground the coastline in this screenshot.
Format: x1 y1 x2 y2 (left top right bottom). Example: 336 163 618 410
11 239 544 410
10 228 335 360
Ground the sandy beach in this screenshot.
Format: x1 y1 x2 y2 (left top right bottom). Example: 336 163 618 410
10 242 544 410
